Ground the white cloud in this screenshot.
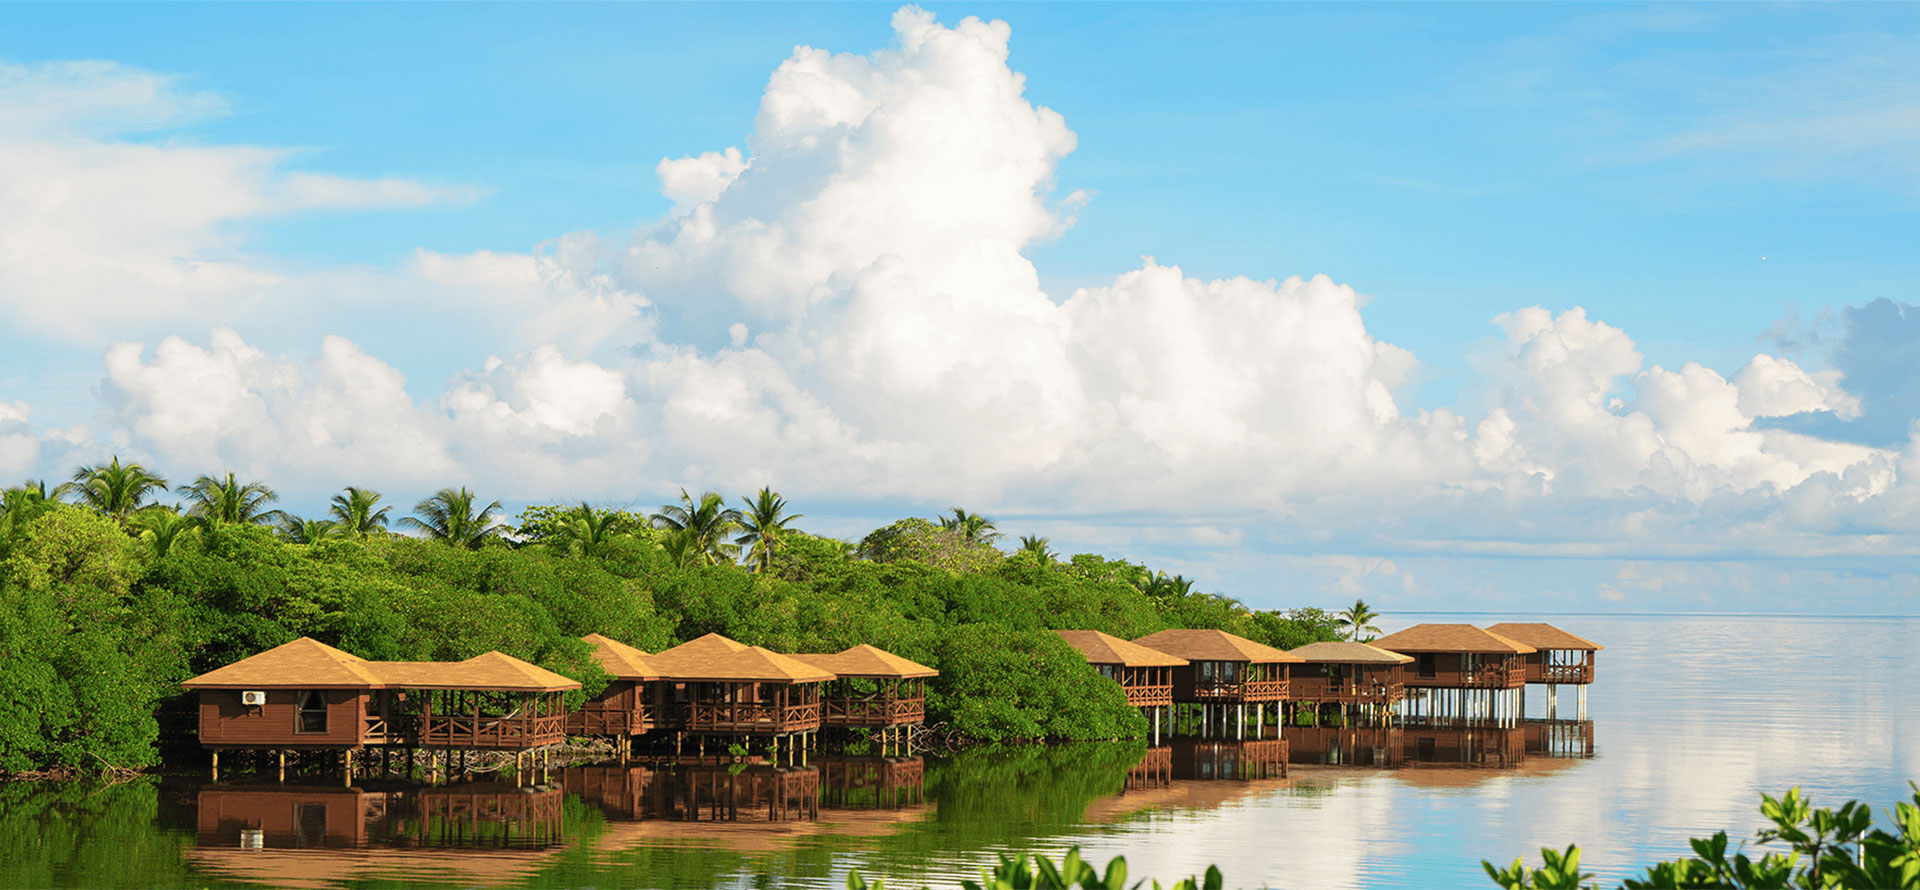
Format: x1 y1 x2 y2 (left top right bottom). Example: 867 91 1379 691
0 400 38 479
0 60 477 343
3 9 1918 599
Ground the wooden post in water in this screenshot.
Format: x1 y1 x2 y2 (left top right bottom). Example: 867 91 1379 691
278 750 286 784
344 749 354 787
211 750 219 783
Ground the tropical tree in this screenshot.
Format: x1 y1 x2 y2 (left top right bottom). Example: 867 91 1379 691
277 515 339 545
182 473 284 527
327 486 391 539
66 457 168 521
129 505 196 557
1339 598 1382 642
940 508 1001 545
650 489 741 566
658 527 705 569
1 481 62 559
1144 572 1196 598
1017 535 1057 567
736 487 804 573
400 487 506 549
547 502 626 558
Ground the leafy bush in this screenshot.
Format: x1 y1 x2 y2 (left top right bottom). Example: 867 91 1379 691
848 847 1223 890
1486 785 1920 889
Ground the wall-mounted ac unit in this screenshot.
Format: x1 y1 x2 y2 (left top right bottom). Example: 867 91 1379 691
241 690 267 706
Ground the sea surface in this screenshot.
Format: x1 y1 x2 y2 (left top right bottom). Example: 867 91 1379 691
5 614 1917 889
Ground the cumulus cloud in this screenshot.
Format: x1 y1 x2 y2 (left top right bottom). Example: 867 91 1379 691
4 9 1918 596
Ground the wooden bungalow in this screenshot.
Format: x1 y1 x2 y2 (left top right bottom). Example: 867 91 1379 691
1486 622 1602 718
649 633 833 755
1054 630 1187 744
792 644 936 753
569 634 664 757
1132 629 1300 739
1370 624 1534 726
1285 641 1414 722
182 637 580 783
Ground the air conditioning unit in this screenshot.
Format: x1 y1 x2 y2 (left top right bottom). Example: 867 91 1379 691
241 690 267 706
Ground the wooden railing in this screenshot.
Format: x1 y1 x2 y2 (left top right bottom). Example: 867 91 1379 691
1123 683 1173 708
1192 677 1288 702
1529 663 1593 684
1290 680 1404 704
823 696 925 727
567 703 655 736
678 701 821 733
417 714 568 749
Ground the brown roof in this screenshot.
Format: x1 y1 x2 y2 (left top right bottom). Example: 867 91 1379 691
182 637 385 689
1286 641 1415 664
1485 623 1603 651
1053 630 1188 668
792 644 938 679
1371 624 1536 654
182 637 581 692
582 634 664 680
1130 629 1302 664
653 633 835 684
370 652 580 692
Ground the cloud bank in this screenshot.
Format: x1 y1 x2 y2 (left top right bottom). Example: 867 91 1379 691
2 9 1916 606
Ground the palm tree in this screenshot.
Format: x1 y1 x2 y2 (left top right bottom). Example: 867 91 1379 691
327 486 391 539
939 508 1001 545
1 481 62 559
183 472 284 526
67 457 168 521
1145 572 1196 598
1017 535 1057 567
736 487 804 573
549 502 623 557
400 487 506 549
1340 598 1383 642
278 515 339 545
651 489 742 566
658 527 704 569
130 506 196 557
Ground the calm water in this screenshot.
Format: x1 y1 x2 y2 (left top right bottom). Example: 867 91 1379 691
5 614 1917 889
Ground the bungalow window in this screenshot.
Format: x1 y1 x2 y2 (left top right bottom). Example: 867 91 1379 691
296 691 329 734
1417 654 1436 678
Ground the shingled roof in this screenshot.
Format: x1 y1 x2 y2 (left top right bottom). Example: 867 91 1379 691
653 633 835 683
1287 641 1415 664
792 644 938 679
1131 629 1301 664
182 637 384 689
1054 630 1189 668
181 637 582 692
1371 624 1536 654
1485 623 1603 651
582 633 664 680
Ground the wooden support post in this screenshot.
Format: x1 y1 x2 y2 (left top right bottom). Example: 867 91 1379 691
278 750 286 784
344 749 354 787
211 750 219 783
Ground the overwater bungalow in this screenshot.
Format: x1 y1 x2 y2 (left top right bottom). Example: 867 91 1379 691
648 633 833 755
1284 641 1414 718
1486 622 1602 717
791 644 937 751
1054 630 1188 743
1370 624 1534 726
182 638 580 783
1132 628 1300 738
569 634 663 758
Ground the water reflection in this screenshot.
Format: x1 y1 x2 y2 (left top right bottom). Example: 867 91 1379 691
17 616 1914 890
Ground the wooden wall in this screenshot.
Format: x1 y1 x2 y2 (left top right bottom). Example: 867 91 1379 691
198 689 367 748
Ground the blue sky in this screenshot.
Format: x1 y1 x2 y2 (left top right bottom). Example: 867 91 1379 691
2 3 1917 612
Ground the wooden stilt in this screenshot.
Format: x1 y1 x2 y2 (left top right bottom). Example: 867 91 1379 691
278 750 286 783
211 750 220 783
344 749 354 787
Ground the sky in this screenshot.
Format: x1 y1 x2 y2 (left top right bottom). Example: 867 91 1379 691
3 3 1918 614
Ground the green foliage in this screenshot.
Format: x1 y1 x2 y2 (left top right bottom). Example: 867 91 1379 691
1339 598 1382 642
651 489 743 566
65 457 167 521
860 517 1006 574
1486 785 1920 890
328 486 392 538
182 472 284 526
847 847 1222 890
6 506 144 598
400 486 507 549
